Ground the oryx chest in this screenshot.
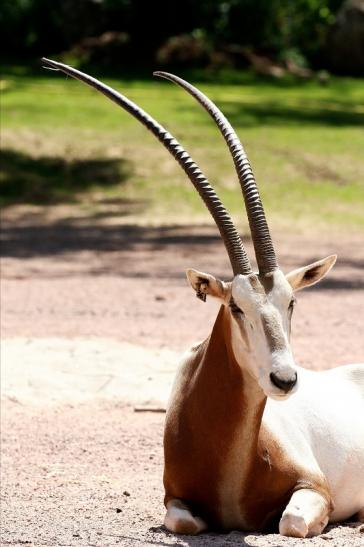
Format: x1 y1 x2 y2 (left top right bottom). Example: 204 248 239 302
218 405 259 529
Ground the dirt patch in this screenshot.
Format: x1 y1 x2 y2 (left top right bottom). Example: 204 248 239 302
2 401 363 547
2 338 177 407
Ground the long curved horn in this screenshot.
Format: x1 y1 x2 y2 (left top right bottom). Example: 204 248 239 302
154 71 278 275
41 58 252 276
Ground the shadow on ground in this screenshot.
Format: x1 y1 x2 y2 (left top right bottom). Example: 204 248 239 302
2 213 364 289
147 521 364 546
174 95 364 128
1 219 222 258
0 149 133 206
218 99 364 128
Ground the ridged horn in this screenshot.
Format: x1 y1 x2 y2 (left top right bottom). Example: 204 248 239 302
41 58 252 276
154 71 278 275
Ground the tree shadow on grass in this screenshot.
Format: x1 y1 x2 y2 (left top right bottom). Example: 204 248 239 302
0 149 133 206
176 98 364 128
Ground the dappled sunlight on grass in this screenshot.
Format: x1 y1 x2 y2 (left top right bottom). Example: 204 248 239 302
1 66 363 230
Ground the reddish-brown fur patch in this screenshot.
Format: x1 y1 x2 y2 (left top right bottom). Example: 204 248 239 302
164 306 246 525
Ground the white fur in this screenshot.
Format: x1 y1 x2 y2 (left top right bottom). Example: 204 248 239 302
231 273 298 398
264 364 364 520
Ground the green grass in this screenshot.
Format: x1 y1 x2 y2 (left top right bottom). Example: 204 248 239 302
1 65 364 231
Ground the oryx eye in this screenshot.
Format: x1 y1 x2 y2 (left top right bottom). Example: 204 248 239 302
229 298 244 315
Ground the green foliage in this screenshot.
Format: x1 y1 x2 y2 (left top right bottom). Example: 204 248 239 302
0 0 347 71
198 0 342 65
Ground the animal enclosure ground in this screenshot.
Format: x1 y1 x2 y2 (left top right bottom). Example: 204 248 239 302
2 402 363 547
1 205 364 546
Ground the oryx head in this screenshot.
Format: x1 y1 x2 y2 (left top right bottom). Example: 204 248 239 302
41 59 336 400
186 257 335 400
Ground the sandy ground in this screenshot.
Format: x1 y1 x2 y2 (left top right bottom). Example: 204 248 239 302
1 207 364 546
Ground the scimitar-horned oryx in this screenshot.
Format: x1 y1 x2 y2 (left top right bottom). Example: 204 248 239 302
42 59 364 538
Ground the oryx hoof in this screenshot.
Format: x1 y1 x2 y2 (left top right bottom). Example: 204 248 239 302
164 499 207 535
279 507 328 538
279 511 309 538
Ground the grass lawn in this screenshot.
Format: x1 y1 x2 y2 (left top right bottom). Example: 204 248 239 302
1 65 364 232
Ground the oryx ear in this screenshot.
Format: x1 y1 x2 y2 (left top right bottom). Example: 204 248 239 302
186 269 227 301
286 255 337 291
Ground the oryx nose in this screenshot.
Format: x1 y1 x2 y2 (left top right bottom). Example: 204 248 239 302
270 371 297 393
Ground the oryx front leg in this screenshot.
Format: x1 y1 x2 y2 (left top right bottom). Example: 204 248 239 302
164 499 207 535
279 489 331 538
